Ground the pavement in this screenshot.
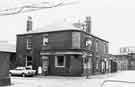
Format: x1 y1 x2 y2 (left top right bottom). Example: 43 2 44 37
3 71 135 87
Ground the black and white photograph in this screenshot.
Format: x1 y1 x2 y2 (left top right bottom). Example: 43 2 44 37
0 0 135 87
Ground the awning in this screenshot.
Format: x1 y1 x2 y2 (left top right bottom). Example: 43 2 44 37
40 51 83 55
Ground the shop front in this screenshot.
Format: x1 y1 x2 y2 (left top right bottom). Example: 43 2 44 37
41 56 49 75
82 52 93 76
40 51 84 76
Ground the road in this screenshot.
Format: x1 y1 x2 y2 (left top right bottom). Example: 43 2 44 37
4 71 135 87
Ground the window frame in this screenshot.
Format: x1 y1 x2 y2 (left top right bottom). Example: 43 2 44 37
25 56 32 67
95 40 98 52
55 55 66 68
26 38 32 49
103 43 106 54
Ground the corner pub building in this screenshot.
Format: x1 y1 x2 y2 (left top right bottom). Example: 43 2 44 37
16 17 109 76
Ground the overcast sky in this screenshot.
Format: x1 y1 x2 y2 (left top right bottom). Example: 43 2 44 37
0 0 135 54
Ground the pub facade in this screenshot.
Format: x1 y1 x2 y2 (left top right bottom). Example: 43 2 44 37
16 17 109 76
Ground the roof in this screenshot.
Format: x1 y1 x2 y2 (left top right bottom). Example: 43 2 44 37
120 46 135 48
113 54 128 56
17 21 108 43
20 21 81 35
0 43 16 53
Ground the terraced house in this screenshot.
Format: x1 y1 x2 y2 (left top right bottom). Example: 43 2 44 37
16 16 109 76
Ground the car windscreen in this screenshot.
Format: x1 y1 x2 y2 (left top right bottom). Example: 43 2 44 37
15 67 25 70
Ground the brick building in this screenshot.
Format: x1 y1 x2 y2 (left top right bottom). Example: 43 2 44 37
16 17 109 76
113 55 128 71
119 47 135 70
0 43 16 69
112 47 135 71
0 42 16 86
127 53 135 70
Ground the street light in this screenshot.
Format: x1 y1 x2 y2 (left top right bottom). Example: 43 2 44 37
86 56 89 79
82 52 89 79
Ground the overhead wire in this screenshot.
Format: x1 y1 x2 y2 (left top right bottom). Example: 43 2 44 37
0 0 74 16
22 1 78 13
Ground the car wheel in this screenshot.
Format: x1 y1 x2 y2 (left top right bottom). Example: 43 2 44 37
22 73 25 77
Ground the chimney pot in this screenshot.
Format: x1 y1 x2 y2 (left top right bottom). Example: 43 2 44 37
85 16 91 34
26 16 32 32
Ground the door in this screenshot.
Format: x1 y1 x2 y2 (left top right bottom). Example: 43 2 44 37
42 56 49 74
70 55 82 76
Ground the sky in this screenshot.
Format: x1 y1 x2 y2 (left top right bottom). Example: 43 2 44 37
0 0 135 54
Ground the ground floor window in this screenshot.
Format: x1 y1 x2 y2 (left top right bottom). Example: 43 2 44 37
25 56 32 66
55 55 65 67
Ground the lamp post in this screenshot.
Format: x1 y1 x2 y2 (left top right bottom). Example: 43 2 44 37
82 52 89 79
86 56 89 79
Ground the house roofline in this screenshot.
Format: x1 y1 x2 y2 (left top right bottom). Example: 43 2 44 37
17 29 109 43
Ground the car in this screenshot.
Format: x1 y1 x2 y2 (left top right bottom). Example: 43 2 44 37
9 66 36 77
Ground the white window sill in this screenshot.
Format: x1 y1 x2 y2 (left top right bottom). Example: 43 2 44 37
55 66 65 68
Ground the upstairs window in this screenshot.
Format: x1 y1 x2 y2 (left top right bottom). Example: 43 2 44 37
26 38 32 49
104 43 106 54
55 56 65 67
95 40 98 52
43 34 48 46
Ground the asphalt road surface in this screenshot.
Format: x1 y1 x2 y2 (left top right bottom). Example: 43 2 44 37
4 71 135 87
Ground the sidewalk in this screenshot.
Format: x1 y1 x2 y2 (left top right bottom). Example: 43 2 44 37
6 71 123 87
34 72 120 80
89 72 121 79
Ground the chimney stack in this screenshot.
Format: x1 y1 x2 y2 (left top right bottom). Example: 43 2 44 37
85 16 91 34
26 16 32 32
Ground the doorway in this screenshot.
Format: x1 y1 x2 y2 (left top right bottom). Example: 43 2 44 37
41 56 49 75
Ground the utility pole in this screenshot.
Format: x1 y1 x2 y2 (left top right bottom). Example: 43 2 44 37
82 52 89 79
86 56 89 79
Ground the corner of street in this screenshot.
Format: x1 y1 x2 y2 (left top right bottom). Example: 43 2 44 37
5 71 135 87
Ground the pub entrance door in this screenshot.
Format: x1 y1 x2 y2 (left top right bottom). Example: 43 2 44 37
41 56 49 75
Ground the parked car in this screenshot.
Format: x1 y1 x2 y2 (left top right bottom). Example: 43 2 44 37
9 66 36 77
